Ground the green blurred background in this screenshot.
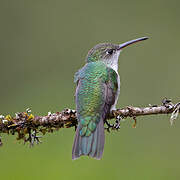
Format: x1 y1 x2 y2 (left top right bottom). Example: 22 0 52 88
0 0 180 179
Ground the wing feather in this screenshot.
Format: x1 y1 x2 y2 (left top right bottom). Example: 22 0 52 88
72 62 118 159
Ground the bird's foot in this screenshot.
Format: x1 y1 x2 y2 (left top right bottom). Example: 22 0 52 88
113 115 121 130
104 120 113 133
104 114 122 132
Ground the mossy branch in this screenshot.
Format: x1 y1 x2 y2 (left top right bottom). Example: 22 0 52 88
0 98 179 146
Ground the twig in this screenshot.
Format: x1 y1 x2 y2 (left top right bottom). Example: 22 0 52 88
0 98 179 146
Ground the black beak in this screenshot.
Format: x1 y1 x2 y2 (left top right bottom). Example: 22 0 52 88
118 37 148 50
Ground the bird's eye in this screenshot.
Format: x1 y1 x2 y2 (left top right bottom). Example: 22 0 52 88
106 49 114 55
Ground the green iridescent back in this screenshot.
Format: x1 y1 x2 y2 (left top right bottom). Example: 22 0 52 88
75 61 118 137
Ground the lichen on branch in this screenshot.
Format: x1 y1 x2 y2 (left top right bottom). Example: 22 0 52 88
0 98 179 146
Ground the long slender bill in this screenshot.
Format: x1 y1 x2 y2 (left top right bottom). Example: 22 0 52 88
118 37 148 50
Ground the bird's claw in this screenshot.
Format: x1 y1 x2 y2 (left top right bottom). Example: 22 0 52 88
104 115 122 132
113 115 121 130
104 120 113 132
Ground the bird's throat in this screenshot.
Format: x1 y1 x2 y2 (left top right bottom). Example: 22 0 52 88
105 51 120 73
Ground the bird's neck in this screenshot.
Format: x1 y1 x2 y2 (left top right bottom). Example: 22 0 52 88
104 51 120 74
106 62 119 73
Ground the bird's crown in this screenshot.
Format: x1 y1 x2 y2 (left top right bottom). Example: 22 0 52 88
86 43 119 63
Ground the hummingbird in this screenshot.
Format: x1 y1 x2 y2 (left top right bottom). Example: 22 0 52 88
72 37 148 160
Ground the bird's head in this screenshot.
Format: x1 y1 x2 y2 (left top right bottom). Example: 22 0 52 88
86 37 148 70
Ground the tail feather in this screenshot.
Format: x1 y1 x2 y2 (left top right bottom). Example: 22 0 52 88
72 119 104 160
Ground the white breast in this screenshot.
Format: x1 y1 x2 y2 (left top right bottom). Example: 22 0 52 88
110 73 120 111
105 50 121 111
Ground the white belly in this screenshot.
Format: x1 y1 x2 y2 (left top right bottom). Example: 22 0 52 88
110 74 120 111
